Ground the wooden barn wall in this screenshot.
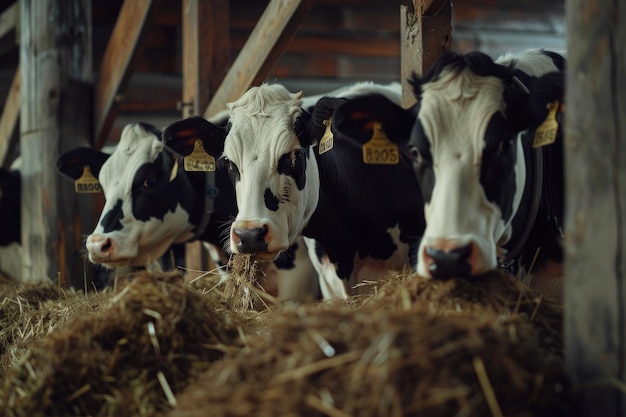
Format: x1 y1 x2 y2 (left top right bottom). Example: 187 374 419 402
0 0 566 150
91 0 565 147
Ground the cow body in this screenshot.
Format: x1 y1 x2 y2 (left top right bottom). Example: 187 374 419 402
339 50 566 300
164 82 424 295
57 123 320 302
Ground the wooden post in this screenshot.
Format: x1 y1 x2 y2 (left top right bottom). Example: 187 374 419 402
182 0 230 276
565 0 626 415
400 0 451 108
20 0 95 286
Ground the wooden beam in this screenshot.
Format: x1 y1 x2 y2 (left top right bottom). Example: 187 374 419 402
0 67 19 166
400 0 451 108
0 2 17 40
565 0 626 415
203 0 314 118
182 0 230 276
94 0 157 150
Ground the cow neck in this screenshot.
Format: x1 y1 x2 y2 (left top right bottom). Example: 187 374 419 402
499 131 543 270
192 170 219 241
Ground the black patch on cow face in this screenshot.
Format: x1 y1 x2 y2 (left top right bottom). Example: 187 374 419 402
101 199 124 232
479 113 518 221
264 188 280 211
409 118 435 204
131 155 182 222
277 148 307 190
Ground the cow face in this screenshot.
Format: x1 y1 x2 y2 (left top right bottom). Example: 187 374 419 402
57 123 198 268
408 50 563 279
166 85 320 260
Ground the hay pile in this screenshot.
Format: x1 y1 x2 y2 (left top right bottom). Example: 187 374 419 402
0 271 248 417
169 270 570 417
0 280 103 374
0 266 570 417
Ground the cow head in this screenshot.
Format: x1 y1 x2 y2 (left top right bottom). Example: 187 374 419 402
0 168 20 245
56 123 206 268
408 50 564 278
165 85 319 261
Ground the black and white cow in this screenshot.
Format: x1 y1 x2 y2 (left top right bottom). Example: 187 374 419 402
163 82 425 296
56 122 321 302
334 50 566 299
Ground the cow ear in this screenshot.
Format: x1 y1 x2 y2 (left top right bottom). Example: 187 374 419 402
332 94 416 145
306 96 345 146
162 116 226 159
528 71 565 128
56 147 110 181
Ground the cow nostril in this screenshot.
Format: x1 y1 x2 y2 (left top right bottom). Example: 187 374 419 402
101 238 112 253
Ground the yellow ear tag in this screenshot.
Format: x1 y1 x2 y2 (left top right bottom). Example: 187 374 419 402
362 122 399 165
318 118 334 155
183 139 216 172
533 100 560 148
169 157 179 182
74 166 102 193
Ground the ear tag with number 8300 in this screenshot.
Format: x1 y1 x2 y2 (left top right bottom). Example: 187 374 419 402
318 119 334 154
362 122 399 165
533 100 560 148
75 166 101 193
184 139 216 172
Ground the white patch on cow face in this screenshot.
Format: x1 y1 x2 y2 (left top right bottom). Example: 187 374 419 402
86 124 194 268
223 84 320 259
415 69 526 277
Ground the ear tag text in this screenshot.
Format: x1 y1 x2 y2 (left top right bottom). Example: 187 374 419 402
533 100 560 148
75 166 101 193
184 139 216 172
362 122 399 165
318 119 334 155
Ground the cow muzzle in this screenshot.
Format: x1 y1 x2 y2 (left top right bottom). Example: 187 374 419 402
423 243 473 279
233 224 270 254
86 234 114 263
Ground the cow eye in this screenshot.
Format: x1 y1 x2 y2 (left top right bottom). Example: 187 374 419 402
292 148 303 161
498 137 514 156
408 146 420 160
143 175 157 189
225 158 240 182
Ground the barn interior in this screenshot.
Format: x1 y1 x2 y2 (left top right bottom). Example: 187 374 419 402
2 1 618 417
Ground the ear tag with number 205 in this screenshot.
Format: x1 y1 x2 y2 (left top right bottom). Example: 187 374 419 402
362 122 399 165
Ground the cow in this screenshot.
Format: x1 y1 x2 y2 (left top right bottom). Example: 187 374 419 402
162 82 425 296
0 167 22 281
331 49 566 300
56 122 321 302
